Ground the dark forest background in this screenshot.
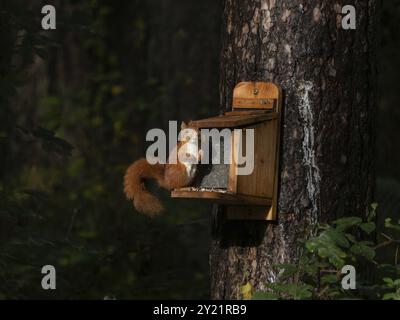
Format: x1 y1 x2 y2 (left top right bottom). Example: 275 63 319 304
0 0 399 299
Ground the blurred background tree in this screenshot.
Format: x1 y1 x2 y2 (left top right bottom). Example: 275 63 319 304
0 0 399 299
0 0 220 299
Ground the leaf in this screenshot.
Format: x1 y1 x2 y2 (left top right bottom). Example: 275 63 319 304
317 247 329 258
305 239 319 253
240 282 252 300
377 264 399 274
275 263 298 279
382 278 394 286
265 283 313 299
328 254 346 269
320 234 347 266
350 244 375 261
251 291 279 300
292 284 313 300
359 222 376 234
325 229 350 248
333 217 362 230
394 279 400 286
385 218 400 232
345 233 357 243
382 293 399 300
359 240 375 246
321 274 339 285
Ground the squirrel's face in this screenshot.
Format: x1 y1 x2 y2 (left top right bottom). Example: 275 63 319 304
178 122 202 164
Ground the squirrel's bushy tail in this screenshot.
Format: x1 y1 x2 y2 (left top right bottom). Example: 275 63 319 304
123 158 165 216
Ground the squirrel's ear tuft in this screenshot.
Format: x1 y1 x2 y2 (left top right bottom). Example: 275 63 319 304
181 121 188 130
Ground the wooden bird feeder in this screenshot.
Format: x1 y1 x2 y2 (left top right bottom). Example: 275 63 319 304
171 82 282 220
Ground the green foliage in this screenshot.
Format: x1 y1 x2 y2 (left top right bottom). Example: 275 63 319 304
250 204 400 300
382 278 400 300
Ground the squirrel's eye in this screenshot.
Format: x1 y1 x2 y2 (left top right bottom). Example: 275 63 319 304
186 152 191 158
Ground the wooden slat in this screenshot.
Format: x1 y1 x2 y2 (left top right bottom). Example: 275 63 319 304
232 82 280 110
233 98 275 109
227 133 238 193
224 110 270 115
171 188 271 206
192 113 278 128
235 121 276 198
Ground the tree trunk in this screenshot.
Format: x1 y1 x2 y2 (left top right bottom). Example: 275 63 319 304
210 0 377 299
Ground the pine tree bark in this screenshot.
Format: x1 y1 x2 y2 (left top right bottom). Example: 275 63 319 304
210 0 377 299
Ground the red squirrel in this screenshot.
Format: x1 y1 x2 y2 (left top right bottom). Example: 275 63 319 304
123 121 202 216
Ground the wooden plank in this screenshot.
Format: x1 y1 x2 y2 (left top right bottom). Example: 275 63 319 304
192 113 278 128
227 133 238 193
171 188 271 206
233 98 275 109
236 121 276 198
232 82 280 110
225 110 270 116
